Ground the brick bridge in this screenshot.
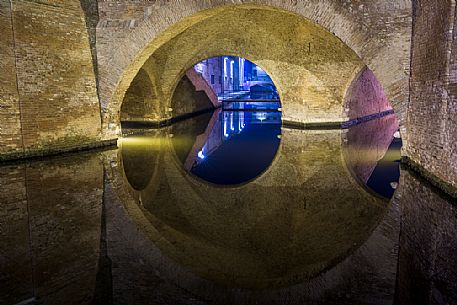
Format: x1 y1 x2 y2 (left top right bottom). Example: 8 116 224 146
0 0 456 190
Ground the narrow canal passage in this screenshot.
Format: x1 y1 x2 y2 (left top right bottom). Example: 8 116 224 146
1 56 456 305
1 109 456 305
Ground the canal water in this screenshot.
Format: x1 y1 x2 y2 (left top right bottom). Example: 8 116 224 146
0 111 456 305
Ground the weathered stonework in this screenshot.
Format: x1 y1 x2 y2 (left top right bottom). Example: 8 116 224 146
122 7 364 128
0 0 102 159
0 1 23 155
97 1 412 137
344 67 393 120
170 74 216 119
120 68 159 122
406 0 457 188
3 0 457 193
1 1 412 162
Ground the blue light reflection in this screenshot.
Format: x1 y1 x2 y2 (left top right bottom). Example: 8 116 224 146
187 110 282 185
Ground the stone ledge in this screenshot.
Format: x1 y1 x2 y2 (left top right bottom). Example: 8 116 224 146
401 156 457 202
283 110 396 131
0 139 118 164
282 120 343 130
121 107 217 129
341 109 395 129
0 110 399 163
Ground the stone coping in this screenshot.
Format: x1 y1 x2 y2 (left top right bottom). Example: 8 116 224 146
121 107 216 129
401 156 457 202
0 109 395 161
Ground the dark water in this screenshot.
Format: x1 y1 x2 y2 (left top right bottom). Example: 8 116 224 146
1 113 456 305
182 110 281 185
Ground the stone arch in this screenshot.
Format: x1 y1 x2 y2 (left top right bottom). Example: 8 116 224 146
97 2 411 137
120 68 160 122
168 54 284 116
344 67 394 121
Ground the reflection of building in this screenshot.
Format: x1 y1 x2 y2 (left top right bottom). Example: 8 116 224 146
193 111 246 167
189 111 281 168
193 56 277 99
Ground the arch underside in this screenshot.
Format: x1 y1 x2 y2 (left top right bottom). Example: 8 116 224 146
98 2 411 138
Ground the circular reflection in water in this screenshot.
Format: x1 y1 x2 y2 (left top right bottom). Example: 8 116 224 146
117 113 401 290
171 109 282 185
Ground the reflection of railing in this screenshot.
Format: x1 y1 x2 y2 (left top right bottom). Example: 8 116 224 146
223 99 280 102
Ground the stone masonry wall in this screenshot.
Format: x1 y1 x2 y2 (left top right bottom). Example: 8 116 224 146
406 0 457 187
1 0 414 164
186 68 220 108
120 68 159 122
119 6 365 127
80 0 100 81
0 1 23 155
96 0 412 137
0 0 102 159
170 74 215 119
345 67 393 120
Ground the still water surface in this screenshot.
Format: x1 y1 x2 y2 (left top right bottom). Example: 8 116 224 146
175 110 282 185
0 111 456 305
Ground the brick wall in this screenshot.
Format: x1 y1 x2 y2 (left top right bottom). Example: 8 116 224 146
0 1 23 155
80 0 100 80
97 1 412 136
170 74 215 118
345 67 393 120
406 0 457 187
186 68 219 108
113 6 365 127
0 0 102 159
198 57 223 96
120 68 159 122
0 1 413 163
